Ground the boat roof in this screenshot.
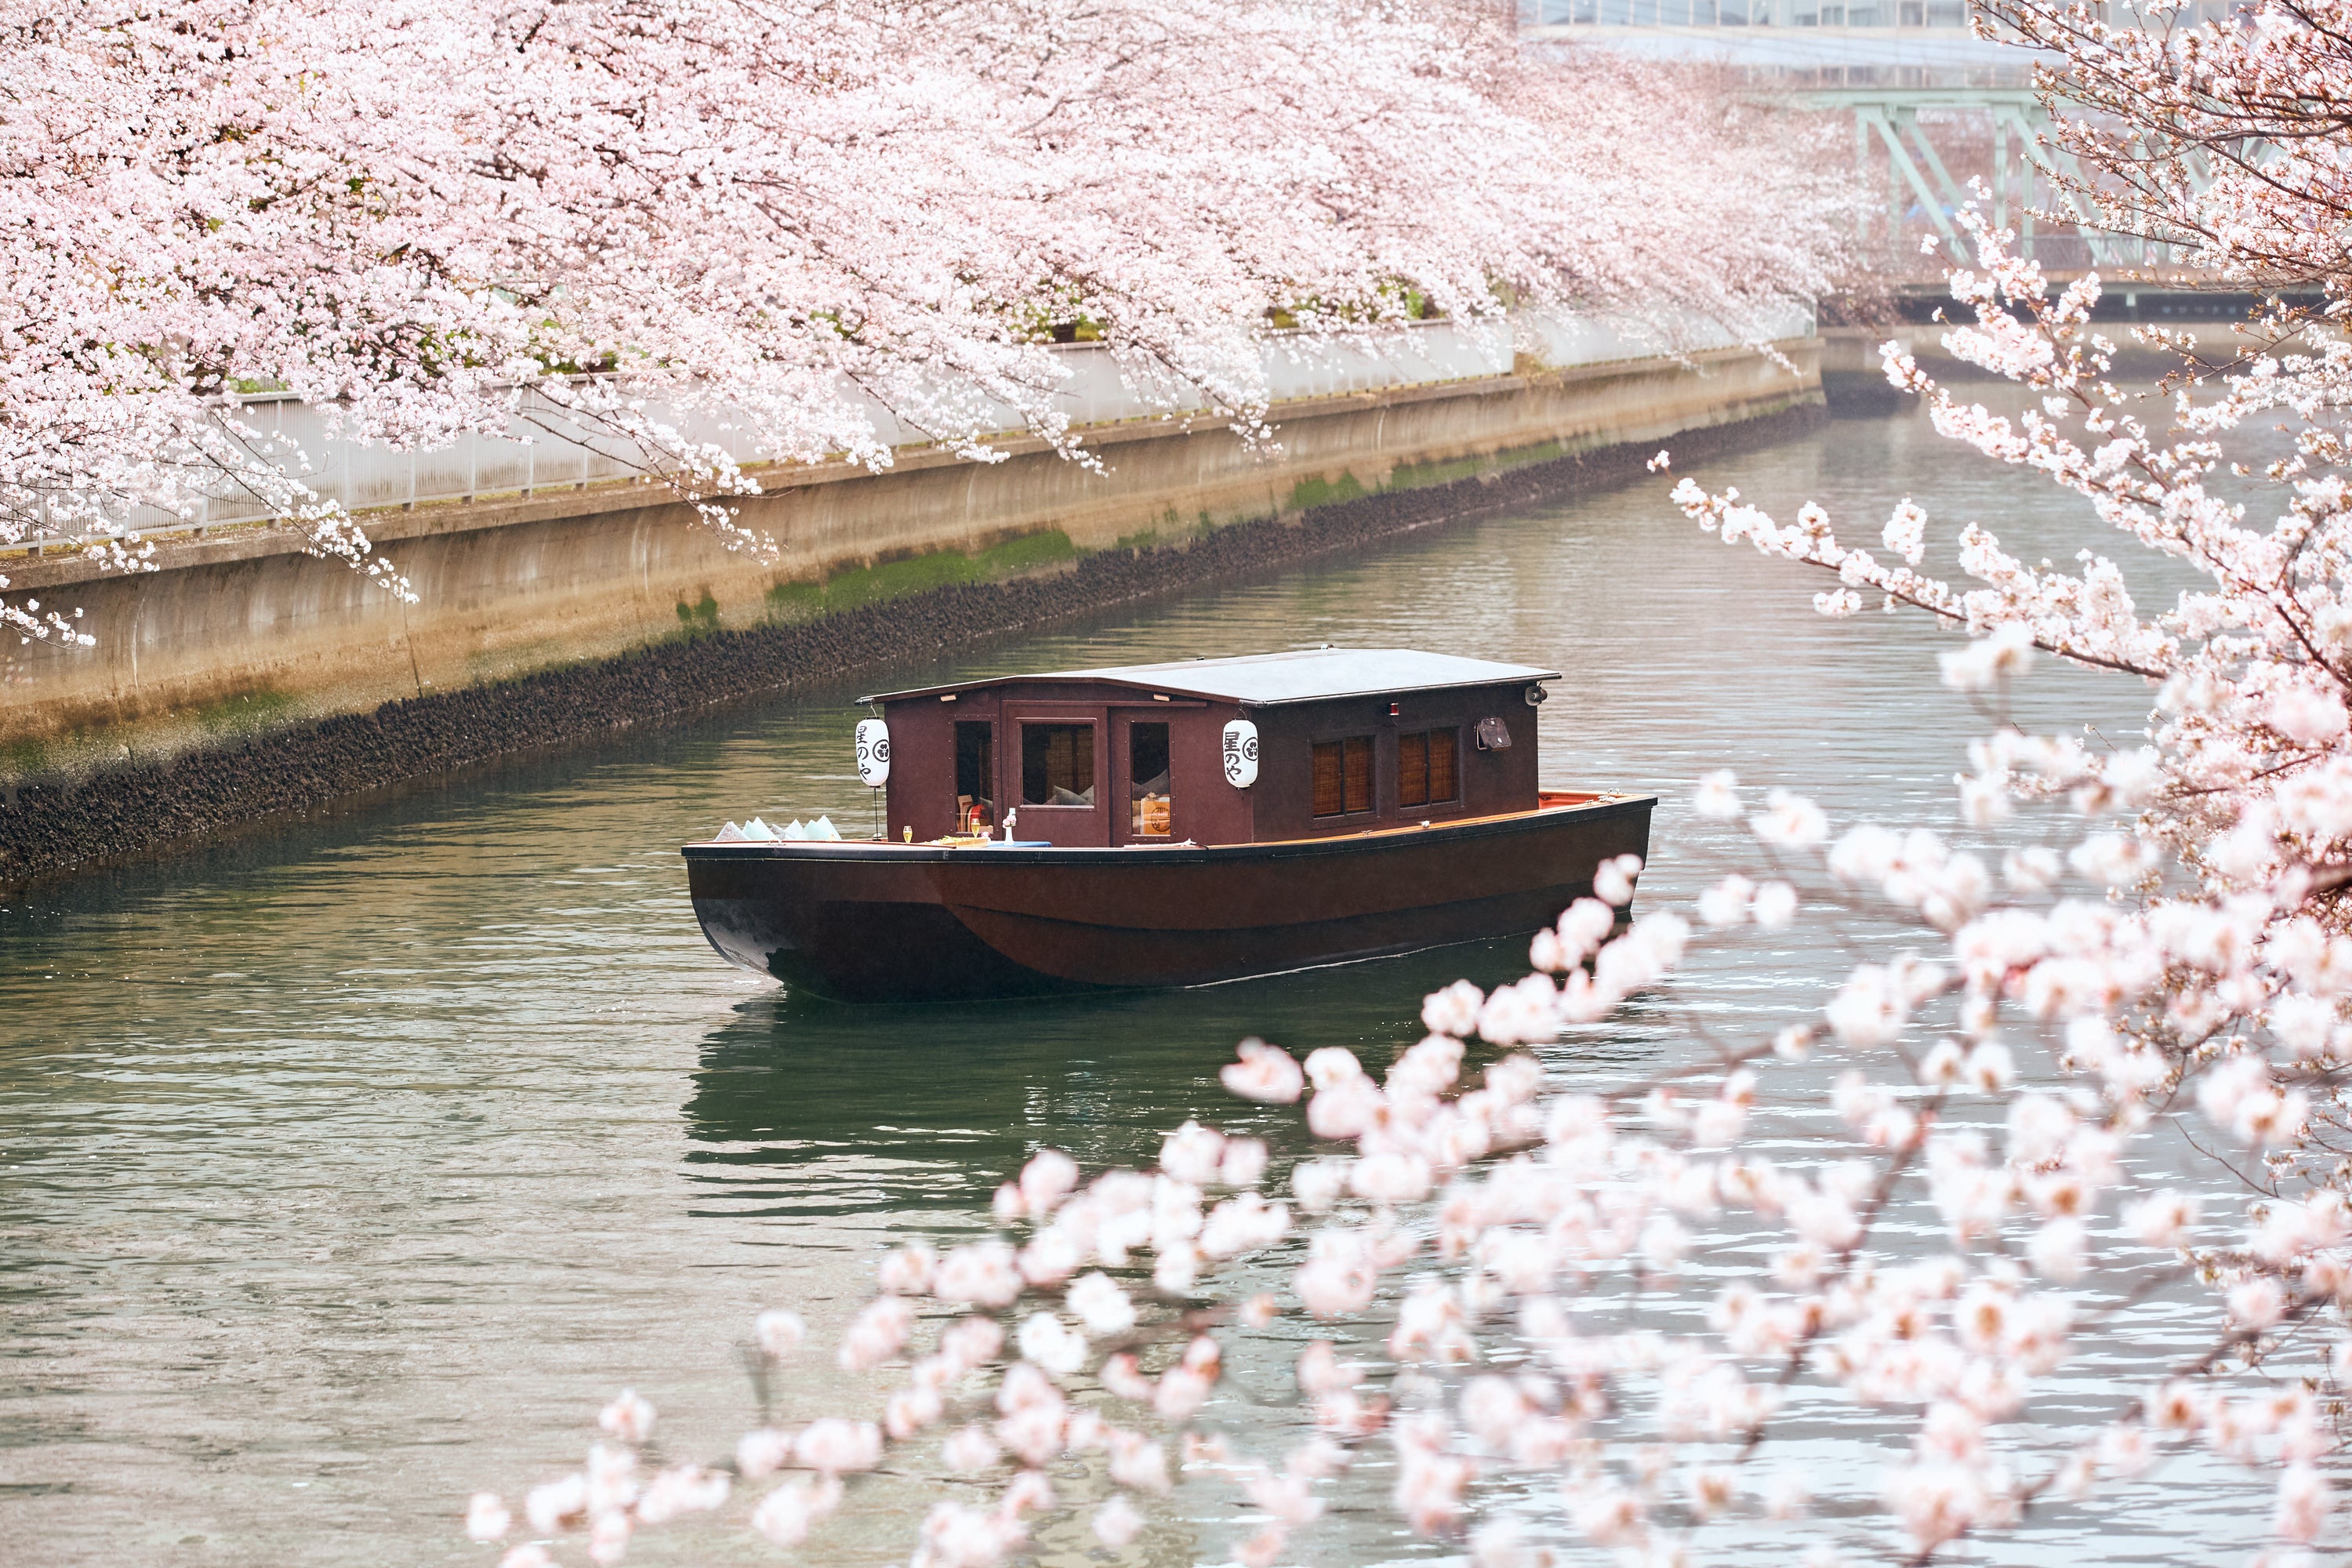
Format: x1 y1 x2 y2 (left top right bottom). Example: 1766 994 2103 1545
859 648 1560 707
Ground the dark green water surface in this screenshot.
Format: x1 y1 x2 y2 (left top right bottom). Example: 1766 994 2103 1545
0 394 2281 1564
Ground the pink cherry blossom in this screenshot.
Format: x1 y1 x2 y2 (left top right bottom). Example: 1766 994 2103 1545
1220 1039 1305 1103
750 1476 842 1548
885 1385 946 1440
942 1426 1001 1474
1014 1313 1087 1377
2276 1465 2332 1544
1421 980 1484 1039
464 1493 510 1543
1091 1494 1145 1548
634 1465 728 1526
1693 770 1743 820
597 1390 654 1446
1157 1122 1226 1187
1065 1272 1136 1336
1017 1150 1080 1215
524 1474 587 1535
736 1428 793 1480
877 1243 939 1296
1592 853 1643 906
1105 1428 1170 1494
753 1309 806 1359
838 1297 916 1371
793 1419 883 1475
934 1243 1024 1308
910 1500 1023 1568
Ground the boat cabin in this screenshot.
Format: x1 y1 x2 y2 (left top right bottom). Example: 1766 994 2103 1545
858 648 1558 848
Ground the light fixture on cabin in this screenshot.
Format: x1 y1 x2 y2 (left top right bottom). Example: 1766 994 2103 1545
1525 684 1548 707
1475 717 1512 751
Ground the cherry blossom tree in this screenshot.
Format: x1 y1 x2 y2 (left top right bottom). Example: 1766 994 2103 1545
1973 0 2352 290
458 867 2343 1567
0 0 1850 652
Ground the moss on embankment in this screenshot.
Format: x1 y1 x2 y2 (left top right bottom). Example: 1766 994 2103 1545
764 530 1084 620
0 405 1820 887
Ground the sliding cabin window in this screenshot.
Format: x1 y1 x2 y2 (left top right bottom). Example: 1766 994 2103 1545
954 721 996 831
1128 722 1174 837
1021 723 1096 807
1311 736 1374 818
1396 727 1460 809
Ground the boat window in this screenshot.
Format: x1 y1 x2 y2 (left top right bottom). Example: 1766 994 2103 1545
1021 723 1095 807
1397 727 1460 808
1129 722 1173 837
954 721 995 831
1311 736 1374 817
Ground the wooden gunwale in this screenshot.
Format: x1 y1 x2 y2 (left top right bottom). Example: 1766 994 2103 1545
681 789 1650 862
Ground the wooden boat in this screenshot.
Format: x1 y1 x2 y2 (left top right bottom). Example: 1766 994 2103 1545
683 648 1654 1001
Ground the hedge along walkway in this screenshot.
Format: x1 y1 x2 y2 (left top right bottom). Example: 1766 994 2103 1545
0 406 1818 886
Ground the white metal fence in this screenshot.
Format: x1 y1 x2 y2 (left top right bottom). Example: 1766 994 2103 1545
33 305 1810 550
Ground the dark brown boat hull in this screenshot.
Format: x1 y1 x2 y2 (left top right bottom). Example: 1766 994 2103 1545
683 794 1654 1001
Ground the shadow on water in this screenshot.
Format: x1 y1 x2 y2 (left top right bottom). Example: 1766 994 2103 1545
680 936 1548 1219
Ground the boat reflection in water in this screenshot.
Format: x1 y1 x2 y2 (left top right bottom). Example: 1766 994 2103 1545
684 649 1656 1002
680 931 1581 1216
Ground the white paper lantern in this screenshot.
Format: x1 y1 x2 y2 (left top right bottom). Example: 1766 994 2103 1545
855 718 891 787
1221 719 1258 789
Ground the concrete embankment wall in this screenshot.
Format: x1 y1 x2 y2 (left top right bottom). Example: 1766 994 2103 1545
0 338 1821 882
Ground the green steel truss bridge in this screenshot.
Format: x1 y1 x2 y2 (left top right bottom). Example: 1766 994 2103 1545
1522 8 2240 274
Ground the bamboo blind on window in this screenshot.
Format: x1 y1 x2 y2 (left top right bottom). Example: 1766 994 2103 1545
1312 737 1374 817
1398 727 1460 808
1312 742 1342 817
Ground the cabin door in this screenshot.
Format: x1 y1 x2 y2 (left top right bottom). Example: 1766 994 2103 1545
1004 707 1110 846
1121 718 1174 844
953 721 997 834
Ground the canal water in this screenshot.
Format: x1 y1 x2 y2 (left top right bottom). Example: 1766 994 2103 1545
0 390 2292 1566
